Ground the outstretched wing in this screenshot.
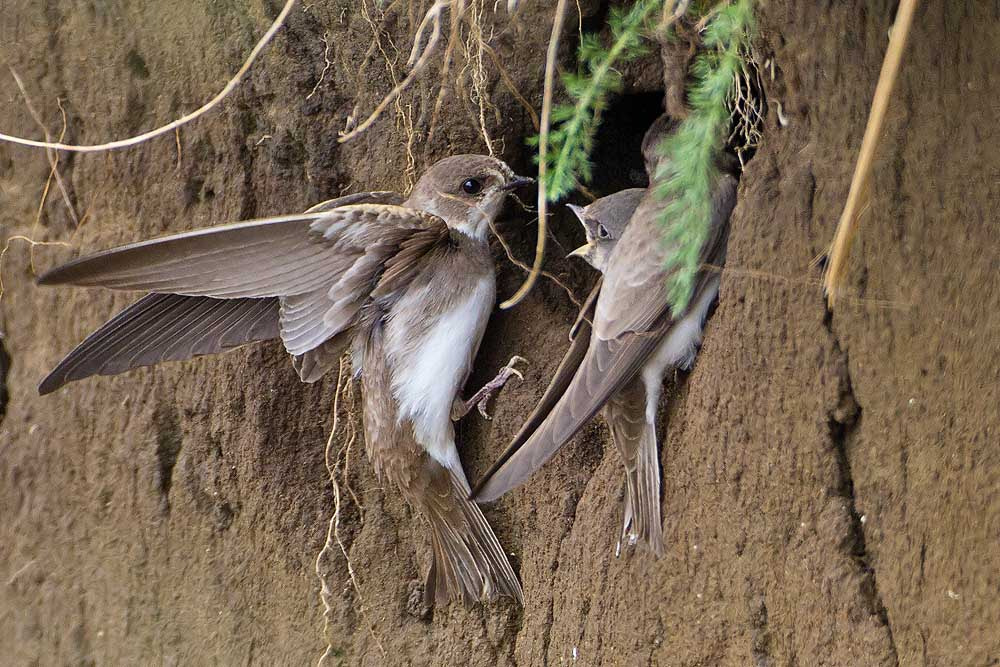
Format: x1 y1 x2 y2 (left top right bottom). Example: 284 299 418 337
36 191 455 392
474 174 736 501
37 204 443 298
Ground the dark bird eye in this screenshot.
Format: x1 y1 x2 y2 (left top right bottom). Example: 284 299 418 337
597 224 610 239
461 178 483 195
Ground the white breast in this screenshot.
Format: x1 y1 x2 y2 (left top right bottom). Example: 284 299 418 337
387 277 495 471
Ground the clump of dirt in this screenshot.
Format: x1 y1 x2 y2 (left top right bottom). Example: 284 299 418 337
1 2 997 666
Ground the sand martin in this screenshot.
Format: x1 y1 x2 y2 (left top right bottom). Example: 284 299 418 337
38 155 533 605
474 131 737 558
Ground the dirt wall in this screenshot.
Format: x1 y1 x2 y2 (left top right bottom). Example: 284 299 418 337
1 1 997 665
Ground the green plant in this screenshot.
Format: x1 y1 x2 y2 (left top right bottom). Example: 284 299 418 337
655 0 755 312
535 0 662 201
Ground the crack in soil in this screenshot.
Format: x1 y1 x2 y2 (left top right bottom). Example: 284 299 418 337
824 309 900 666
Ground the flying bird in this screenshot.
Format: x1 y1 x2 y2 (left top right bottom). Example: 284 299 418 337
38 154 532 606
473 131 737 558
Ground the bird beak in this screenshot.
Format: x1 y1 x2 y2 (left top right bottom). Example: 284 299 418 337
567 243 593 260
502 176 535 191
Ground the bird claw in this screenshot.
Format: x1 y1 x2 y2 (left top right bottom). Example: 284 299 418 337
454 356 528 421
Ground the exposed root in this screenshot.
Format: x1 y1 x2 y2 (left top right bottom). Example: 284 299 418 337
461 0 502 154
499 0 569 309
489 217 582 309
353 0 419 189
341 0 520 159
0 236 72 304
426 0 466 146
316 356 385 664
339 1 446 144
482 42 539 131
8 67 80 257
0 0 298 153
824 0 918 306
306 31 335 100
728 45 765 168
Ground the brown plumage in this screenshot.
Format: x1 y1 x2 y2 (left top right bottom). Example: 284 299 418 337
473 123 737 558
38 155 531 605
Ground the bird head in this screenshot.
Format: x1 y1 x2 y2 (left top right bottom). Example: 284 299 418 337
408 154 533 239
566 188 645 272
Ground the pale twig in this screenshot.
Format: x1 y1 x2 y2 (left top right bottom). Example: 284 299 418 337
824 0 918 306
499 0 568 309
0 0 298 153
339 1 446 143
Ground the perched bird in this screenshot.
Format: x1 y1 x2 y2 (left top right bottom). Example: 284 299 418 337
473 130 737 558
38 155 532 606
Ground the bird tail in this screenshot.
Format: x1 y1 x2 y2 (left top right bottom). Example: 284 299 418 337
421 464 523 607
620 420 664 557
605 383 664 557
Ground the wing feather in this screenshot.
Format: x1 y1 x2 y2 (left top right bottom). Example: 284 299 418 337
38 294 279 394
38 191 437 390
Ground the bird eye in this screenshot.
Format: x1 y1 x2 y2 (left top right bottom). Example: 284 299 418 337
597 224 610 239
461 178 484 195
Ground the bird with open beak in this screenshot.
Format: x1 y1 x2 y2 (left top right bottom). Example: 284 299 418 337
37 154 532 606
473 121 737 558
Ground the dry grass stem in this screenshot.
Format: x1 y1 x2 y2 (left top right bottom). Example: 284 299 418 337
824 0 918 306
499 0 569 309
0 0 298 153
705 263 912 312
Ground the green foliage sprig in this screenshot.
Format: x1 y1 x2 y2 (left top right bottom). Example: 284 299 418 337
655 0 755 312
535 0 662 201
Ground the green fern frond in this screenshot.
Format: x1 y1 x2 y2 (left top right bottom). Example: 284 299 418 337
656 0 755 313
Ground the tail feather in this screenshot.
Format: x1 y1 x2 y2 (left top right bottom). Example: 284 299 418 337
605 381 663 556
626 421 663 556
422 467 523 606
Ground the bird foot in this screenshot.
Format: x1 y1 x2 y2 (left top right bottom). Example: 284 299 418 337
452 356 527 421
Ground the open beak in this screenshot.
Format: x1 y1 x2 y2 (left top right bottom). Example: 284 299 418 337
502 175 535 191
567 243 593 260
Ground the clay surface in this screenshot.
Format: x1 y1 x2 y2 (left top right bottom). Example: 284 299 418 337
1 1 997 665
